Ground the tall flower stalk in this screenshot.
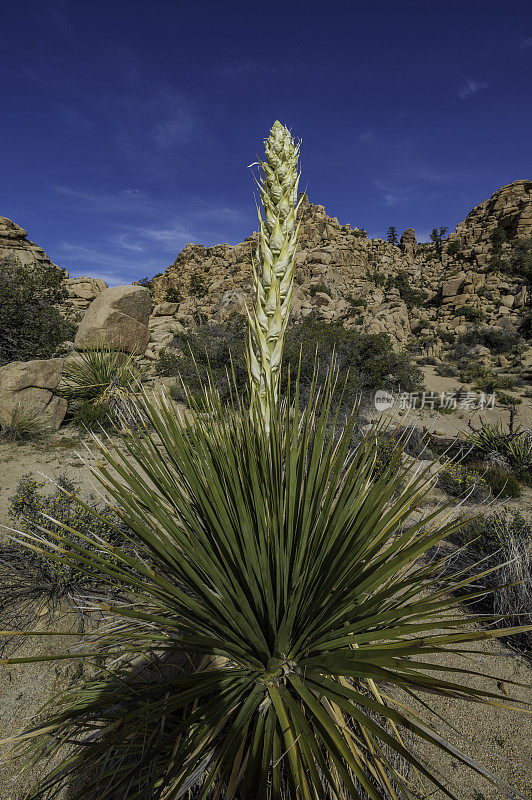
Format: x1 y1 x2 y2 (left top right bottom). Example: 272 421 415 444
247 120 302 430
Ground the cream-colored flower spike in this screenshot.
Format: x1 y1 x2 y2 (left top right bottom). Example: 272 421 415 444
247 120 302 430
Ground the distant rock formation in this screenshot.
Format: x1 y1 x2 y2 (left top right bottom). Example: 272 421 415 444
448 179 532 266
400 228 417 259
2 179 530 365
0 217 59 269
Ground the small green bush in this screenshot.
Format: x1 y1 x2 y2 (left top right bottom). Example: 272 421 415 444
438 464 489 501
189 271 208 298
507 236 532 279
466 421 532 478
454 326 523 357
59 346 146 429
434 362 459 378
482 466 521 498
0 255 75 366
165 285 182 304
446 240 462 258
308 282 329 297
385 270 427 308
446 508 532 654
454 305 485 323
458 508 531 555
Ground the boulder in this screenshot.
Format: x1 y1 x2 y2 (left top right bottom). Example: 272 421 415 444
0 358 67 430
441 277 464 298
75 285 151 353
400 228 417 258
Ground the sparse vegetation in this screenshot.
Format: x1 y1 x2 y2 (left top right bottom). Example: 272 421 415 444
385 269 427 308
444 508 532 654
446 239 462 258
0 475 137 628
189 270 209 298
454 326 523 357
466 420 532 481
454 305 485 323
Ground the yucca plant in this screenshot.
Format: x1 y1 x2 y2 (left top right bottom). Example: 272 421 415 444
1 122 531 800
2 375 531 799
59 343 147 427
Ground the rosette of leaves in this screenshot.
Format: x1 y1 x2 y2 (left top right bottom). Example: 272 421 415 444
2 374 530 800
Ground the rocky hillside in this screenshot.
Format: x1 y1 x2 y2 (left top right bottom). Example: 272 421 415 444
1 180 530 363
145 180 530 359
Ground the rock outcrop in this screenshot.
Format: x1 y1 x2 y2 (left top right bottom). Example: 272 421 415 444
0 358 67 430
145 182 530 357
3 179 531 367
447 179 532 267
400 228 417 259
75 285 152 353
0 217 59 269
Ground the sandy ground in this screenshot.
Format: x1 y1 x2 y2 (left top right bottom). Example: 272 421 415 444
1 373 531 799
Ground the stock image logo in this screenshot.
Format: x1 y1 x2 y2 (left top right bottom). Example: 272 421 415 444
373 389 497 412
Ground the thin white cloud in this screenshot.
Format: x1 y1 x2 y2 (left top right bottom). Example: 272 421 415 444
458 79 488 100
60 107 94 133
53 185 156 215
519 36 532 49
358 129 375 144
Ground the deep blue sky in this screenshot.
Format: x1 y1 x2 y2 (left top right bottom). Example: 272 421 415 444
1 1 531 285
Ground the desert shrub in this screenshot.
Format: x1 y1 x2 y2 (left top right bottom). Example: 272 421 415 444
157 317 423 409
0 255 75 366
437 464 489 501
454 326 523 357
478 465 521 498
490 226 507 252
308 282 329 297
165 285 182 304
507 235 532 279
519 308 532 338
453 305 485 323
385 270 427 308
156 316 249 402
371 426 432 481
474 371 516 393
434 362 459 377
368 268 386 286
446 240 462 257
444 509 532 653
349 296 367 308
0 405 45 441
189 270 208 298
0 475 136 627
59 345 147 429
